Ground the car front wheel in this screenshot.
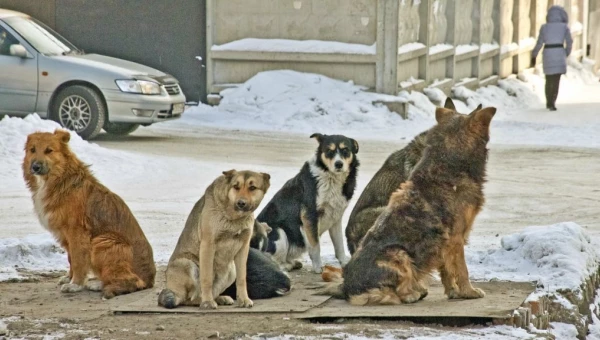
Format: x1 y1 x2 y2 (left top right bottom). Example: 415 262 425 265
52 85 106 140
103 122 139 136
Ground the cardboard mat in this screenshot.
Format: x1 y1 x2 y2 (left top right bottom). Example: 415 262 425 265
111 270 330 314
111 268 535 319
295 281 536 320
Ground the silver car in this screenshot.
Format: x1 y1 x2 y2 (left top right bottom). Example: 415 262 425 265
0 9 186 139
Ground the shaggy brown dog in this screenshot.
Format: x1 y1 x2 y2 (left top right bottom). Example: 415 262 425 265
345 98 482 255
158 170 270 309
22 130 155 299
322 105 495 305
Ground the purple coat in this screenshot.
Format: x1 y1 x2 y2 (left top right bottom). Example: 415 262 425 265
532 6 574 75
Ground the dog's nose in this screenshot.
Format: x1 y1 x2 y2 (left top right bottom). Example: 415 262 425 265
236 200 247 209
31 162 42 174
334 161 343 169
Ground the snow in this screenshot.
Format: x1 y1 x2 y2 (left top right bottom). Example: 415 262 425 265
429 43 454 55
466 222 598 293
480 43 500 54
589 290 600 339
0 234 66 281
211 38 376 55
549 323 579 340
400 76 425 89
399 42 426 54
156 65 600 148
456 44 479 55
501 43 519 54
572 21 583 34
519 37 536 48
253 326 536 339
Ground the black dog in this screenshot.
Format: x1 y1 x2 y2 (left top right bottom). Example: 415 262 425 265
256 133 359 273
222 248 290 299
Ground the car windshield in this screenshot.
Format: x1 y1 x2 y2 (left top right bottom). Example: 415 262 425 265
3 16 80 56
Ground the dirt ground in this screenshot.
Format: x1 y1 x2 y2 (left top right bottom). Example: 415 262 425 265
2 126 597 339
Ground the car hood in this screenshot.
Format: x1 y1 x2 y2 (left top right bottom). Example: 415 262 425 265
54 53 177 83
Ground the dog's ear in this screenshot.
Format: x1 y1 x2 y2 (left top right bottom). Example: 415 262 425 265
222 169 236 179
261 222 272 234
350 138 359 154
469 107 497 131
435 107 455 124
54 129 70 144
443 97 456 111
310 133 324 143
469 103 483 115
24 134 33 151
261 172 271 190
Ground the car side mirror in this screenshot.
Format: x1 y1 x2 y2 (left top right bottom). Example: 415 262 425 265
9 44 29 58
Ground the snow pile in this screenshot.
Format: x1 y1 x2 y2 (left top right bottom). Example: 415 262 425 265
456 44 479 55
588 289 600 339
0 234 67 281
0 114 165 190
549 323 579 340
429 43 454 55
171 70 429 138
480 43 500 53
212 38 376 55
467 222 598 293
157 64 600 147
398 42 426 54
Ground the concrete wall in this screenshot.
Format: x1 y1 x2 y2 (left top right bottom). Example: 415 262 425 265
206 0 593 99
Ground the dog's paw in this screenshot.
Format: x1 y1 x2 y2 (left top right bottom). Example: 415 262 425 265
400 290 422 304
85 280 103 292
58 275 71 285
200 300 218 310
215 295 234 306
312 265 323 274
291 261 303 270
237 297 253 308
338 255 351 267
448 287 485 299
60 283 84 293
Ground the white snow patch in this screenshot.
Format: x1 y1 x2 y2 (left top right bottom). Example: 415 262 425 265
549 322 579 340
429 43 454 55
467 222 598 293
252 325 536 339
0 234 67 281
398 42 426 54
456 44 479 55
501 43 519 54
481 43 500 53
519 37 536 48
572 21 583 33
211 38 376 55
152 62 600 148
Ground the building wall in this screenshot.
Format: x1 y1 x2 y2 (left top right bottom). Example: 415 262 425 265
0 0 206 103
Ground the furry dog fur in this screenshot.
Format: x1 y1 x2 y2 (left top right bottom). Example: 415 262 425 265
158 170 270 309
345 99 482 255
256 133 359 273
22 130 155 299
322 105 496 305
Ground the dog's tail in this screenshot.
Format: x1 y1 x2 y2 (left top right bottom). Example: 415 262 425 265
321 265 343 282
314 265 345 299
157 288 180 309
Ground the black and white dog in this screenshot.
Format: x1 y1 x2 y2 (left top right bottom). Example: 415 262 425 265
256 133 359 273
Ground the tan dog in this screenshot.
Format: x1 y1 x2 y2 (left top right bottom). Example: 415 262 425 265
158 170 270 309
22 130 156 299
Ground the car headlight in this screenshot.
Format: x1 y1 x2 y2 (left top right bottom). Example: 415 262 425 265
115 80 161 95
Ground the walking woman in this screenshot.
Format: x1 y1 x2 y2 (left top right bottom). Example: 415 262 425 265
531 6 573 111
